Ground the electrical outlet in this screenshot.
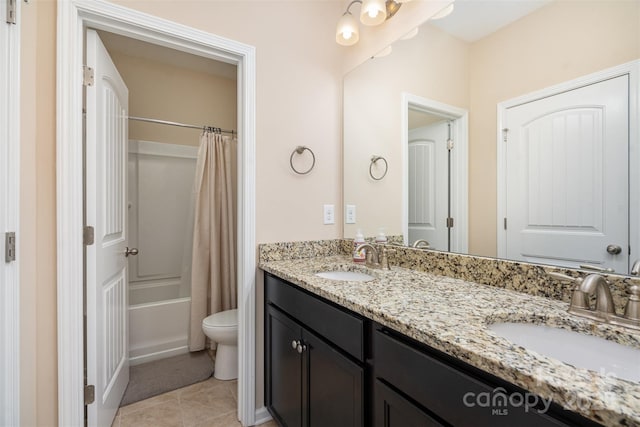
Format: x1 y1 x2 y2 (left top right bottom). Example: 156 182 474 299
323 204 335 225
346 205 356 224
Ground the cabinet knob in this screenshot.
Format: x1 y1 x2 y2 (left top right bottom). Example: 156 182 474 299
291 340 299 350
296 343 307 354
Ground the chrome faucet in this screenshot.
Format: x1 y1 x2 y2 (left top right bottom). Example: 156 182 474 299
355 243 379 268
548 271 640 330
412 239 430 249
354 243 395 270
577 274 616 315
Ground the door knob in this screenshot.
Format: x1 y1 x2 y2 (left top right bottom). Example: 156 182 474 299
125 247 139 257
606 244 622 255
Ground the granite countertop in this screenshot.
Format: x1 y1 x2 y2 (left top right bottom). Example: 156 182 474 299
259 255 640 427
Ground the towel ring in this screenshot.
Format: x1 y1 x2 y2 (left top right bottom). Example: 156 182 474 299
369 155 388 180
290 146 316 175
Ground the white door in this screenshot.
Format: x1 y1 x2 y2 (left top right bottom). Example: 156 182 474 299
505 75 629 272
408 121 449 250
1 0 21 423
85 29 130 426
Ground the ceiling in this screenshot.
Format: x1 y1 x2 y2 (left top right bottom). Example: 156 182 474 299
430 0 552 42
98 31 237 81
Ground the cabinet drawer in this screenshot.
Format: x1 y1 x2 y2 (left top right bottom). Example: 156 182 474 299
265 273 364 361
374 328 568 427
375 379 444 427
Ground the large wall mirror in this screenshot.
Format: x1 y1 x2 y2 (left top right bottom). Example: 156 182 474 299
343 0 640 274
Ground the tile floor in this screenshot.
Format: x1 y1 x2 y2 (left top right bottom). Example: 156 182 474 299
111 377 277 427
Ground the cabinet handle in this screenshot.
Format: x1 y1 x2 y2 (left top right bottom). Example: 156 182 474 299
291 340 299 350
296 343 307 354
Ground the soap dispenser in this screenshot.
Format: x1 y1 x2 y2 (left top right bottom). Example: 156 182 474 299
375 228 387 244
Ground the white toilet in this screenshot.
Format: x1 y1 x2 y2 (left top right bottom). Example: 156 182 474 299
202 308 238 380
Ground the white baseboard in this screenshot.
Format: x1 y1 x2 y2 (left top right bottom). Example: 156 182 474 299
129 345 189 366
252 407 272 426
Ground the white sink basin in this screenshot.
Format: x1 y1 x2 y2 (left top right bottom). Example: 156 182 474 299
488 322 640 383
315 271 374 282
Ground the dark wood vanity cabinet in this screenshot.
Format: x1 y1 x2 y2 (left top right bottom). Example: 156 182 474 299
265 273 366 427
265 272 603 427
372 325 603 427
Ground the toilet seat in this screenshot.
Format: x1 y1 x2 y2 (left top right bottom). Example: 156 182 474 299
203 308 238 329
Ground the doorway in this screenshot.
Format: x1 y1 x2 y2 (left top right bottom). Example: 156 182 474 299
84 28 240 425
56 2 257 426
402 93 469 253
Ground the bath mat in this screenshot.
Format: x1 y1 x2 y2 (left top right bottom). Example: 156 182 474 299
120 351 214 406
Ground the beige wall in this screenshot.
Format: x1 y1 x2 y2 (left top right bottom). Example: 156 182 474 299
468 0 640 256
22 0 350 424
20 0 58 425
20 2 37 426
344 24 469 238
108 50 237 146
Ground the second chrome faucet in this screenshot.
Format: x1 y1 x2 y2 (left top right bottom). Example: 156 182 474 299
548 271 640 330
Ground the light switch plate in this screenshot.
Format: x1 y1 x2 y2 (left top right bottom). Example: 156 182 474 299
323 204 335 225
346 204 356 224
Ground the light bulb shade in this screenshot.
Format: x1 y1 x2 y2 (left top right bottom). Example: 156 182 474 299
360 0 387 26
336 13 360 46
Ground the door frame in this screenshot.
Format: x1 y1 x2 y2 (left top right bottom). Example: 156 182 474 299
401 92 469 253
1 0 21 424
56 1 257 426
497 60 640 269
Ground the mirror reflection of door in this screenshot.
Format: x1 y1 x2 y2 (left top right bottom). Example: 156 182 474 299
405 98 468 253
408 120 450 251
503 75 629 273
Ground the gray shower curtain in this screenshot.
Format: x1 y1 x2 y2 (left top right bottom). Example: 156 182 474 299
189 130 237 351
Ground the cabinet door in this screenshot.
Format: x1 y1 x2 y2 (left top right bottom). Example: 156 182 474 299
266 306 303 427
375 380 444 427
304 329 364 427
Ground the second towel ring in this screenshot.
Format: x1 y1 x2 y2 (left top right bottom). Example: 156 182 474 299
369 155 388 180
290 146 316 175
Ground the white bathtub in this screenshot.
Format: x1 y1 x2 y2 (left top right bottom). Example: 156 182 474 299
129 280 191 366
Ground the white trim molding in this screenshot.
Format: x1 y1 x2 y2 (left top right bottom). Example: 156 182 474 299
56 1 257 425
401 92 469 253
1 0 21 424
497 60 640 267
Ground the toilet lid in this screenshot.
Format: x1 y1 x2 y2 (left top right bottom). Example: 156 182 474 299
203 309 238 328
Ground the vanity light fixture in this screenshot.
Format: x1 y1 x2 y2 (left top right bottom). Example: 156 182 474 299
336 0 408 46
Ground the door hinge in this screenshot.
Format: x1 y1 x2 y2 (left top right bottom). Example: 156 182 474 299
83 226 95 246
504 218 507 230
446 217 454 228
83 66 94 86
84 384 95 405
447 139 454 151
5 232 16 262
502 128 509 143
6 0 16 24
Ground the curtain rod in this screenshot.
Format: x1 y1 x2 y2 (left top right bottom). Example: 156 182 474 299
128 116 235 135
